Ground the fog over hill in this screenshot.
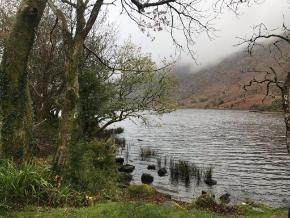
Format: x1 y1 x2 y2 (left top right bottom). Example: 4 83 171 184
175 40 290 110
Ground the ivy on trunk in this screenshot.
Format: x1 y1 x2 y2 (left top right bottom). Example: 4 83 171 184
0 0 47 161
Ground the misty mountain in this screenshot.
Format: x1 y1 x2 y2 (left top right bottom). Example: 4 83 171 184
175 42 290 109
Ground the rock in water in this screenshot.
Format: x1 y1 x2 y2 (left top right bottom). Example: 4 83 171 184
147 165 156 170
141 173 154 184
118 164 135 173
158 168 167 177
204 179 217 186
115 157 124 165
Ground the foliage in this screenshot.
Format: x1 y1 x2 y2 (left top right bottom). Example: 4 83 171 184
193 192 238 215
270 98 282 111
0 159 82 210
250 98 282 112
79 41 176 138
127 184 156 198
78 68 114 138
194 193 218 209
64 139 118 196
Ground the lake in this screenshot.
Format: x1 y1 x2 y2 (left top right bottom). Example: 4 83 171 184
115 109 290 207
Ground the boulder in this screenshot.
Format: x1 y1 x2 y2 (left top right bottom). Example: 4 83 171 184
158 168 167 177
115 157 124 165
147 165 156 170
141 173 154 184
204 178 217 186
118 164 135 173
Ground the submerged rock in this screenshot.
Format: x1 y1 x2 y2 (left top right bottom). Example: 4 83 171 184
118 164 135 173
147 165 156 170
141 173 154 184
158 168 167 177
115 157 124 165
204 179 217 186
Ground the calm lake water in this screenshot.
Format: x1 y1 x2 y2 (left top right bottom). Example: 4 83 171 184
115 109 290 207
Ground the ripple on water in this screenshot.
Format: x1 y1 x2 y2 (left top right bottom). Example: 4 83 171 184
115 109 290 207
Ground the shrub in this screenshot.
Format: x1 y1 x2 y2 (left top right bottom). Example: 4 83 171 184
128 184 156 197
0 160 81 210
64 139 118 196
271 98 282 111
0 160 51 209
194 192 217 209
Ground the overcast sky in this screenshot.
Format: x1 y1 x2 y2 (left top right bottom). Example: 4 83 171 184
108 0 290 69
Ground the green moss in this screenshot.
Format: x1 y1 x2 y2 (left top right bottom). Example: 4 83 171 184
128 184 156 197
0 0 47 161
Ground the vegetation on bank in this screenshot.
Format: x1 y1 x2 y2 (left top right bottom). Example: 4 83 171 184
4 201 288 218
0 160 286 218
249 99 283 112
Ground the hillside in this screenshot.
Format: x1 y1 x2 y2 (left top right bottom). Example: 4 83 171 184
175 42 290 110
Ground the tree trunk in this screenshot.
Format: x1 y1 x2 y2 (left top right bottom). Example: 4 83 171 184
0 0 47 161
53 38 83 171
283 72 290 153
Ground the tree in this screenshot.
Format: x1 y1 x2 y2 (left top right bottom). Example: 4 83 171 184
241 23 290 152
79 41 176 139
0 0 47 161
28 10 65 123
47 0 249 170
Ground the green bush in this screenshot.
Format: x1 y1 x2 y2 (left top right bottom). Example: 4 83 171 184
194 193 217 209
64 140 118 196
128 184 156 197
0 160 81 210
271 98 282 111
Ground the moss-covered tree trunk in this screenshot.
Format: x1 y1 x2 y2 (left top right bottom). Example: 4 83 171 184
54 37 84 170
0 0 47 161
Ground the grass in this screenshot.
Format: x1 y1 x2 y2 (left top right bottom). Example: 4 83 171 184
4 202 288 218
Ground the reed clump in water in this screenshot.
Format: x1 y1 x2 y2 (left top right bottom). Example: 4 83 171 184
204 167 213 181
114 137 126 148
140 147 156 158
204 167 216 186
169 159 203 186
